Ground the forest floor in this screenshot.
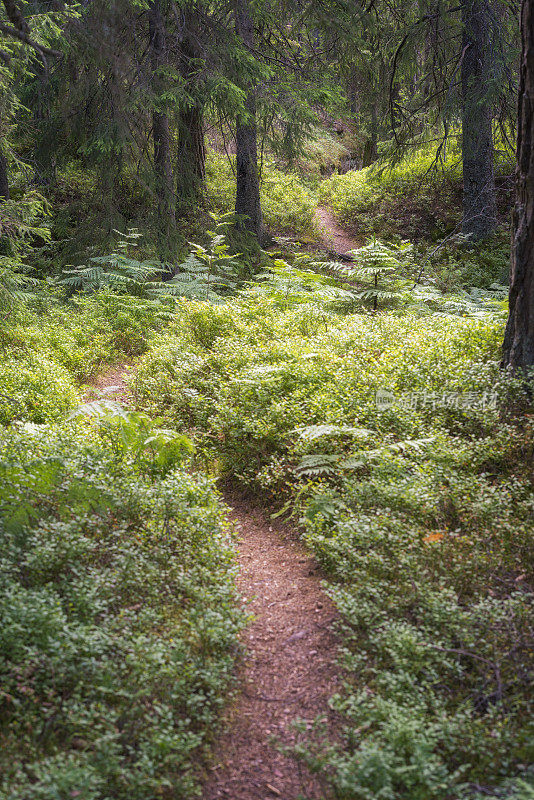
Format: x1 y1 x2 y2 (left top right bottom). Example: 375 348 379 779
85 209 348 800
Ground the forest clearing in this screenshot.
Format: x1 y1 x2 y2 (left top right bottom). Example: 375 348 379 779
0 0 533 798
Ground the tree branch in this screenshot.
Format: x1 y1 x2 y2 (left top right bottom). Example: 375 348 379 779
0 21 62 58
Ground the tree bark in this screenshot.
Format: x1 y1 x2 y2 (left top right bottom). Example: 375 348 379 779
177 102 206 205
149 0 175 235
502 0 534 370
0 144 9 200
362 101 378 167
176 7 206 209
234 0 262 240
461 0 498 240
32 59 56 187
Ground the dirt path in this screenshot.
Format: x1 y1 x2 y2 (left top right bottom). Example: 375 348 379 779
87 299 343 799
83 364 132 403
203 497 340 800
315 206 360 256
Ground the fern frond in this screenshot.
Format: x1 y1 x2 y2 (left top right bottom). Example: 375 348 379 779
293 424 371 441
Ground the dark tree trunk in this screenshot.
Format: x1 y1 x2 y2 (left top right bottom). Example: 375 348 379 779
176 7 206 209
149 0 175 235
0 102 8 199
33 60 56 187
461 0 498 240
234 0 262 240
177 102 206 204
0 144 9 200
502 0 534 370
362 102 378 167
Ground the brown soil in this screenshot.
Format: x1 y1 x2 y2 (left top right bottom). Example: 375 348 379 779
203 496 340 800
315 206 360 256
83 364 132 404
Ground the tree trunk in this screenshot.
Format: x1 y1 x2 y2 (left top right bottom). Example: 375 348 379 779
461 0 498 240
177 103 206 204
176 7 206 209
149 0 175 235
33 59 56 187
502 0 534 371
234 0 262 240
0 143 9 200
362 101 378 167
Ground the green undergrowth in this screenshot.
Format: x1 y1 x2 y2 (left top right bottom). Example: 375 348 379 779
0 290 173 425
133 282 534 799
0 286 244 798
0 420 243 799
319 139 515 243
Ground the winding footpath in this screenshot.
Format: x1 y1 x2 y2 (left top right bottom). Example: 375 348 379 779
315 206 360 257
86 208 359 799
87 369 341 799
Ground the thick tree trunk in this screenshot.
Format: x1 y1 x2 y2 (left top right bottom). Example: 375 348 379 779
177 103 206 204
502 0 534 370
149 0 175 235
176 7 206 209
234 0 262 240
178 105 206 198
461 0 498 240
0 104 8 200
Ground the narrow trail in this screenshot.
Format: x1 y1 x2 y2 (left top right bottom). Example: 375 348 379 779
87 208 349 798
84 364 133 403
203 498 340 800
86 367 342 799
314 206 360 257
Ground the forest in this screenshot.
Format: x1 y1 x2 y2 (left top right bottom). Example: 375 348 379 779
0 0 533 797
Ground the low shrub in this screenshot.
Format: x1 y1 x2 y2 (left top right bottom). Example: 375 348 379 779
0 421 243 800
133 297 504 489
1 289 174 393
0 354 78 425
299 424 534 799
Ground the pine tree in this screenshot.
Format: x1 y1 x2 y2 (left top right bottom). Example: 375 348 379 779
149 0 175 239
502 0 534 370
461 0 498 240
234 0 262 240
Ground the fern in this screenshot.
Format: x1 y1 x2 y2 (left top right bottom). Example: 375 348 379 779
60 252 160 296
60 228 181 300
351 240 412 311
249 255 358 308
295 436 437 476
293 424 371 441
0 260 42 311
68 399 128 419
169 213 244 302
295 453 344 475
